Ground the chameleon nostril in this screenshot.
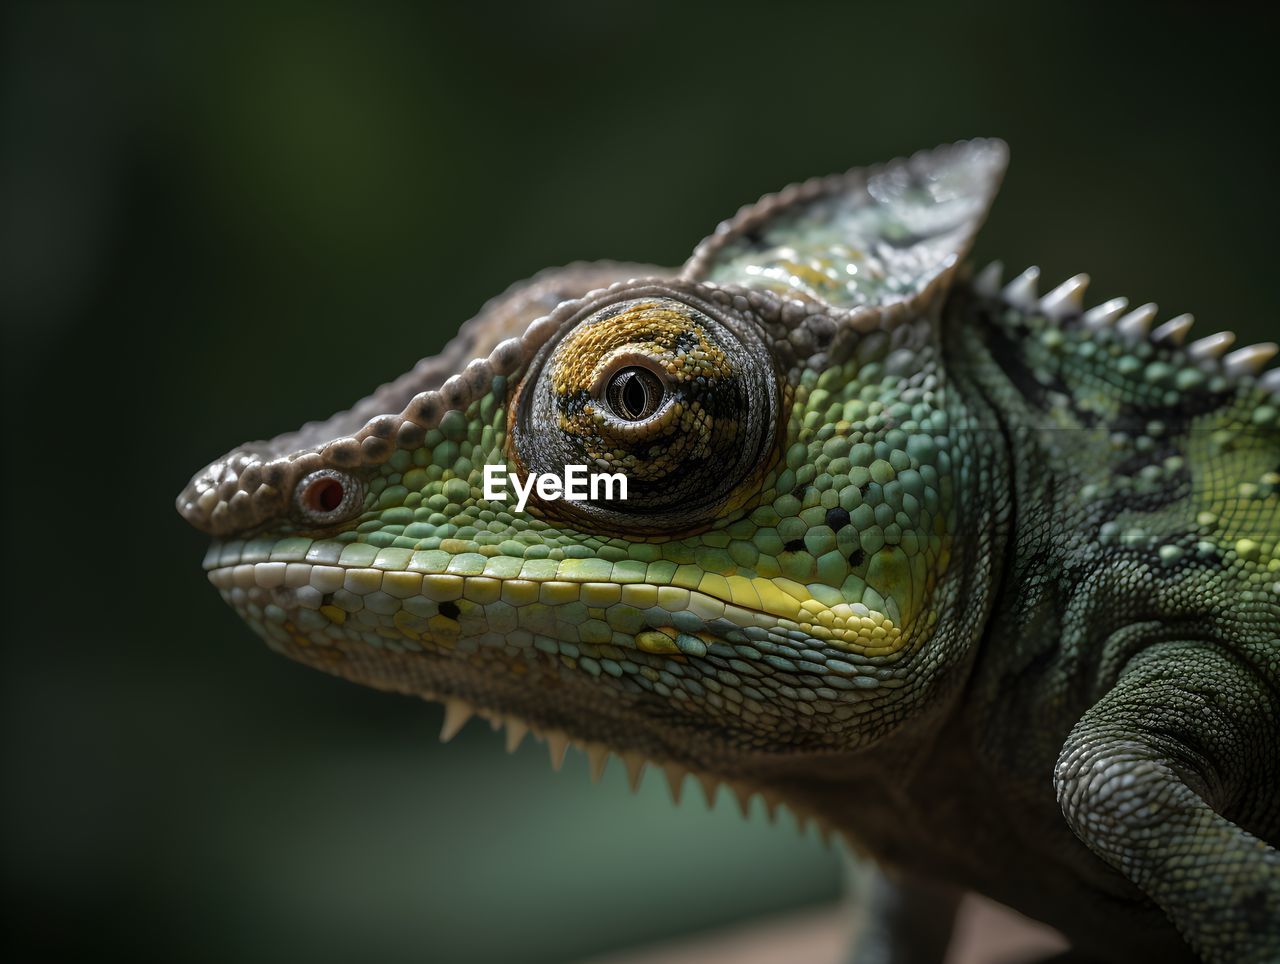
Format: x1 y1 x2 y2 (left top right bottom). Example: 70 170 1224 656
294 469 363 525
308 477 345 512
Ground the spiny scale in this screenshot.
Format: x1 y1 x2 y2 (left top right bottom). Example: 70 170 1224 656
662 762 687 804
697 772 719 806
1002 266 1040 307
1039 273 1089 318
1152 313 1194 345
621 752 647 791
1225 343 1279 377
504 717 528 753
1189 331 1236 361
585 743 609 782
979 262 1280 394
430 700 871 851
1083 296 1128 329
544 730 570 770
973 260 1003 296
1116 303 1158 340
440 699 473 742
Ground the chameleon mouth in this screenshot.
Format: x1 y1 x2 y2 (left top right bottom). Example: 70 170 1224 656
204 543 905 658
205 547 902 834
203 549 853 844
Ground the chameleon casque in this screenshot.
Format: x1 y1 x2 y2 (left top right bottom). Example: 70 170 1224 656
177 140 1280 963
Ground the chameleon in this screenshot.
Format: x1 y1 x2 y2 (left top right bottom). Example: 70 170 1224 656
177 139 1280 963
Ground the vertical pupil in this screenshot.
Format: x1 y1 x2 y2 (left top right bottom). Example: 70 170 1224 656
622 374 647 417
607 367 662 421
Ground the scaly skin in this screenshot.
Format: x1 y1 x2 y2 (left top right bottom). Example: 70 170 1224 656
178 140 1280 963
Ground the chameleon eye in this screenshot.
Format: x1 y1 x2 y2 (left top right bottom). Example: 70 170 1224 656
512 294 780 532
294 469 364 526
604 365 664 422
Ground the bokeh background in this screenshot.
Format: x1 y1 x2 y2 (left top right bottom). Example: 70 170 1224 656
3 3 1276 962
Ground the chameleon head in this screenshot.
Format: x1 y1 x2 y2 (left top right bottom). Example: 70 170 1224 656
178 140 1009 804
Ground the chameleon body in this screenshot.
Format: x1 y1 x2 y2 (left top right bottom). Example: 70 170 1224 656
178 141 1280 962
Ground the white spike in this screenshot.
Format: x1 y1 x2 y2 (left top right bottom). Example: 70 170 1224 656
585 744 610 782
973 260 1003 296
1083 296 1128 329
503 717 528 753
661 763 687 804
1116 303 1158 339
439 699 473 742
1260 369 1280 394
622 752 647 792
1151 312 1194 345
1001 266 1040 308
1224 342 1279 377
545 731 570 770
697 773 719 806
1039 273 1089 318
732 783 754 817
1188 331 1236 361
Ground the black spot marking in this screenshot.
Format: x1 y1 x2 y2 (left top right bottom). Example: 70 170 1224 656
321 593 334 606
439 601 460 620
791 484 806 500
848 548 865 567
673 329 703 353
859 482 871 496
558 388 593 415
783 539 806 553
825 507 851 530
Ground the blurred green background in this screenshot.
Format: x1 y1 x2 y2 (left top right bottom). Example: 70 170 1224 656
2 3 1275 962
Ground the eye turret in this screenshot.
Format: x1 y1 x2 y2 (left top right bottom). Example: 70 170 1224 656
512 294 779 531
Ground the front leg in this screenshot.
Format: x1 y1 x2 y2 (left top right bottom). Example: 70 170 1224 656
1053 642 1280 963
